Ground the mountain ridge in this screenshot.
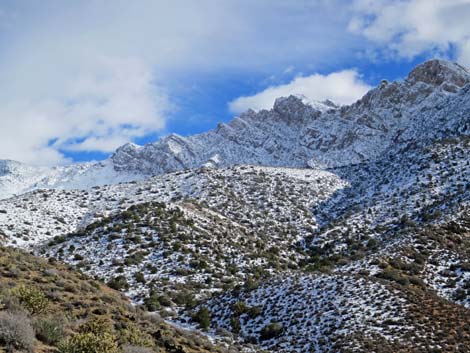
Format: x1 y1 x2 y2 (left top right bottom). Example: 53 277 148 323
0 59 468 200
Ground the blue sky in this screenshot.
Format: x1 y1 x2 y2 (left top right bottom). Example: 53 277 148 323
0 0 468 165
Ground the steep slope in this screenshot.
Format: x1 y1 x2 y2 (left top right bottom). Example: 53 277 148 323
0 59 469 353
0 160 49 200
309 135 470 254
200 271 470 352
0 166 345 248
1 118 469 313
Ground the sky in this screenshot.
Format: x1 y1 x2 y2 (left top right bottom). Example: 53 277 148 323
0 0 468 165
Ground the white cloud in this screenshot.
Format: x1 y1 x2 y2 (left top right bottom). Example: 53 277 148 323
0 56 169 165
349 0 470 66
229 70 372 113
0 0 361 165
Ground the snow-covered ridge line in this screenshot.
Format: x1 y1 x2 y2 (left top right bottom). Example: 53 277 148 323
0 59 469 200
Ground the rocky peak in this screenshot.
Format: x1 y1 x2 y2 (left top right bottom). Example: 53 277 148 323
271 95 326 125
110 142 141 166
273 95 307 113
113 142 139 154
406 59 469 88
0 160 36 177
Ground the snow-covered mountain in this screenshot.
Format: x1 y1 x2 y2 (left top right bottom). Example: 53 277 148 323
1 59 470 352
1 59 468 200
110 59 469 172
0 159 145 200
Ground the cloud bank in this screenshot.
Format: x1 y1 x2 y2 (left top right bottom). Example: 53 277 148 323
0 57 168 165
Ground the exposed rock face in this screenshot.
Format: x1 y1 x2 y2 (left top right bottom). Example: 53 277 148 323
407 59 469 87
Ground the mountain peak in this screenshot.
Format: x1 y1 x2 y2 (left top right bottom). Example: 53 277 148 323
273 95 306 111
406 59 469 88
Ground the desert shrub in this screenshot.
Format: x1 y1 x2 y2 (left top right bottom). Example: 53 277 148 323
143 291 161 312
260 322 283 341
192 307 211 330
11 285 49 315
232 301 249 316
376 267 409 286
230 316 241 334
0 291 23 313
107 276 129 291
173 290 196 308
34 317 65 345
59 317 119 353
408 275 426 288
134 272 145 284
120 323 154 348
367 238 378 249
157 294 172 307
247 306 262 319
59 332 119 353
0 311 35 352
79 317 114 335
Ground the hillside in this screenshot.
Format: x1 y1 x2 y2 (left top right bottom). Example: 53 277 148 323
0 247 243 353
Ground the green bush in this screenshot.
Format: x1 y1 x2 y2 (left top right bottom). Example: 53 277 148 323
157 294 172 307
143 290 160 312
119 323 154 348
11 285 49 315
260 322 283 341
230 316 241 334
59 317 119 353
173 290 196 308
232 301 249 316
59 331 119 353
134 272 145 284
107 276 129 291
192 307 211 330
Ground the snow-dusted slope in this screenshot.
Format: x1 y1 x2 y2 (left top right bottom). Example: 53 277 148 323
0 165 345 248
0 160 49 199
0 159 145 200
200 270 470 352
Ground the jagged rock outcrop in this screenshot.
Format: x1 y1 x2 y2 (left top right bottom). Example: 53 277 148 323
110 59 470 172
